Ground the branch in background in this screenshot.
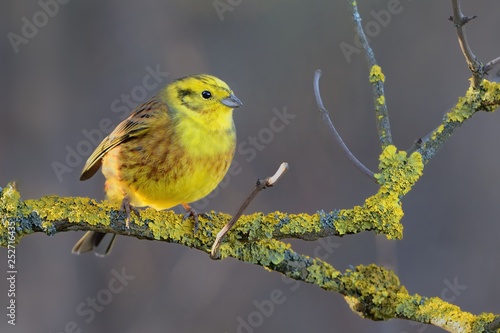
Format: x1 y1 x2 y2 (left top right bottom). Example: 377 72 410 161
313 70 376 180
449 0 483 87
210 162 288 259
408 0 500 159
484 56 500 74
349 1 393 147
449 0 500 87
412 80 500 164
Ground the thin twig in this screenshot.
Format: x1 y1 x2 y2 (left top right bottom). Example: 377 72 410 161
210 162 289 259
349 1 393 147
450 0 477 65
484 56 500 73
350 2 376 68
450 0 483 87
314 70 375 180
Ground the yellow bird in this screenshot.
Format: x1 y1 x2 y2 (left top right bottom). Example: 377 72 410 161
72 74 242 255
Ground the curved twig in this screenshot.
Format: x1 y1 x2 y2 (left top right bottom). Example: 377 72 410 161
313 70 375 180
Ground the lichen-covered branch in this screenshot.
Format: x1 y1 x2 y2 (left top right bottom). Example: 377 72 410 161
350 1 392 147
1 183 499 332
414 80 500 164
226 242 498 332
0 142 424 248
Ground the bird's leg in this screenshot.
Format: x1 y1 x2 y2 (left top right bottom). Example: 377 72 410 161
181 203 200 234
120 196 140 228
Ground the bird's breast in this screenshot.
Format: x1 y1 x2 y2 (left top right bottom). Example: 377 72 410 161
102 118 236 210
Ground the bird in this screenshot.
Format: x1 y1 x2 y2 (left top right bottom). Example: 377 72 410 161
72 74 242 255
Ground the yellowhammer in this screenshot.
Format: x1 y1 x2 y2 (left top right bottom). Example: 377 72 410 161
72 74 242 255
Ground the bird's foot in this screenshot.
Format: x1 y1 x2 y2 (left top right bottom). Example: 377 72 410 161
120 197 140 228
181 203 205 234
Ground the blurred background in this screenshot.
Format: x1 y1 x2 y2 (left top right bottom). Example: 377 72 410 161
1 0 500 332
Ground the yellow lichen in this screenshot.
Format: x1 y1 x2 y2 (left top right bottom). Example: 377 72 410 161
0 184 23 245
479 79 500 112
376 146 424 195
142 209 182 239
23 196 115 226
431 124 445 141
341 264 406 320
445 91 480 123
277 212 323 236
335 146 423 239
415 297 477 331
377 95 385 105
0 184 21 215
445 79 500 123
369 65 385 83
305 258 341 290
223 239 290 266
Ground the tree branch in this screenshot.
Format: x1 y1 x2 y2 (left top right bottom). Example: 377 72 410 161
313 70 376 180
349 1 392 147
484 56 500 74
407 0 500 160
1 183 499 332
410 80 500 163
0 147 421 249
449 0 483 87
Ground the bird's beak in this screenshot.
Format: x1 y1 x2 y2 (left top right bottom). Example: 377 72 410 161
221 94 243 108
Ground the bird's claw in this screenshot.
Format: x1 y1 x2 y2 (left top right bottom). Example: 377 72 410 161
181 204 207 234
182 208 199 234
120 197 140 229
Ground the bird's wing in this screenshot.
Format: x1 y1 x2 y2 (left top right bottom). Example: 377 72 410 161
80 97 165 180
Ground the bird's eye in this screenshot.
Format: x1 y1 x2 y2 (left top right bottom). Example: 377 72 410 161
201 90 212 99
